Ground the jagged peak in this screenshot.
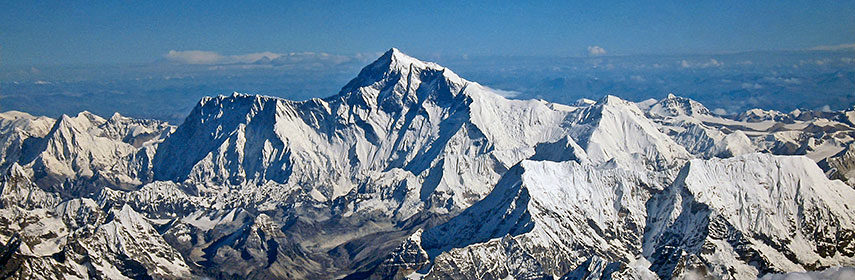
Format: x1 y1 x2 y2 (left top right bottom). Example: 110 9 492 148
338 48 464 97
574 95 647 125
648 93 711 117
54 111 106 129
195 92 285 112
5 162 28 179
192 50 483 114
107 203 154 229
54 113 88 133
595 95 645 113
597 94 629 106
76 111 106 123
573 98 597 107
572 94 690 170
49 112 101 136
109 112 124 121
737 108 789 122
379 48 440 72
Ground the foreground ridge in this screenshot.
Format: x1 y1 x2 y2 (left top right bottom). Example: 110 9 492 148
1 49 854 279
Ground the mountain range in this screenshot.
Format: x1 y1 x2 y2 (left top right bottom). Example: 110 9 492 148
1 49 854 279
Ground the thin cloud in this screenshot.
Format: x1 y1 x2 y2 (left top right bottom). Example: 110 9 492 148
230 52 282 64
741 82 763 89
809 43 855 51
165 50 361 66
165 50 282 65
482 85 521 98
680 58 723 68
165 50 224 64
587 46 607 56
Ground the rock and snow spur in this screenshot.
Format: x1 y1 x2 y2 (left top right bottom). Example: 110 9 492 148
417 160 661 279
645 154 855 279
0 49 854 279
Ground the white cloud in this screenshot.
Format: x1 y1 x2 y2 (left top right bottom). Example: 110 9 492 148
703 58 723 67
763 76 802 84
712 108 728 115
680 58 723 68
165 50 224 64
759 266 855 280
229 51 282 64
819 104 832 112
741 82 763 89
165 50 352 65
270 52 354 65
483 86 521 98
587 46 607 56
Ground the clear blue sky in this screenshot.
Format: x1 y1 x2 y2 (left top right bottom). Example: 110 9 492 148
2 0 853 66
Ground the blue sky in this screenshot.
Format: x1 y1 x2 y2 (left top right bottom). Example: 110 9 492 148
2 0 854 66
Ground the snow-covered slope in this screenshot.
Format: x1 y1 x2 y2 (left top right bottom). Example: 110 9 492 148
416 160 661 279
570 95 690 170
645 154 855 279
643 93 855 186
359 153 855 280
0 163 61 210
0 169 191 279
0 110 173 195
822 143 855 186
644 94 755 159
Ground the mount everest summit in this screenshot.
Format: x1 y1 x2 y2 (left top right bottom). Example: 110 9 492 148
1 48 855 279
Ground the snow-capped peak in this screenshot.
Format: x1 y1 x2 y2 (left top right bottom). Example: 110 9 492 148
598 94 627 105
336 48 467 106
737 108 791 122
570 94 691 170
648 93 711 117
6 162 28 179
383 48 439 72
573 98 597 107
